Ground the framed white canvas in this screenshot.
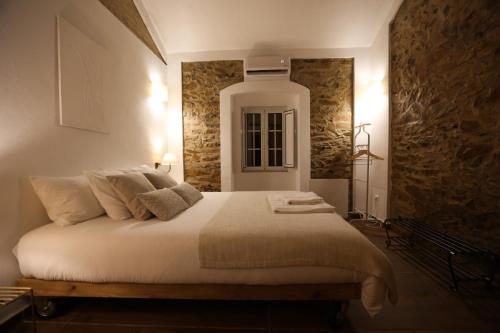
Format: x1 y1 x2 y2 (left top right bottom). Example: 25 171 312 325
57 16 110 134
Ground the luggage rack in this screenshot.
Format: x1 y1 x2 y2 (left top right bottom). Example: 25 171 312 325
384 217 498 291
0 286 36 332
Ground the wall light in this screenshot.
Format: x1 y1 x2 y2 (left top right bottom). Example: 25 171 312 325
155 152 177 172
151 81 168 102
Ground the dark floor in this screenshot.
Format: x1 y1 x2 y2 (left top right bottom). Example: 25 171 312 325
4 232 500 333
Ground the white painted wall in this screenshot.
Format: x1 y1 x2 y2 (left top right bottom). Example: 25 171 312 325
353 1 403 220
0 0 168 285
310 179 349 218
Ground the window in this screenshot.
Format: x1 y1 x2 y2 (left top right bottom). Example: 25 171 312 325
244 112 262 168
267 112 283 167
242 108 295 171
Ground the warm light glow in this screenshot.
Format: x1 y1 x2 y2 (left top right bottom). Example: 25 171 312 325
167 106 182 141
357 79 387 125
161 152 177 166
151 81 168 102
151 137 164 162
148 97 164 116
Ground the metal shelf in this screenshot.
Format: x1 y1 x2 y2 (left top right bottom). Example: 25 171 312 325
385 217 498 291
0 287 36 332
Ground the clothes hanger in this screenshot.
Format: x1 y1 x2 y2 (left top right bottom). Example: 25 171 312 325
349 150 384 160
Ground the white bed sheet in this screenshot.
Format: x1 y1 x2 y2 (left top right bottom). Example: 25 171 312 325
15 192 391 316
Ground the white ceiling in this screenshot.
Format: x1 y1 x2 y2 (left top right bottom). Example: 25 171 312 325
141 0 397 54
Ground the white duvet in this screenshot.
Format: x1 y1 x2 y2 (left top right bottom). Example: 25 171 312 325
15 192 394 316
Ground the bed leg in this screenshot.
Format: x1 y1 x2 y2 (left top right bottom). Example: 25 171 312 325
34 297 62 318
326 301 348 329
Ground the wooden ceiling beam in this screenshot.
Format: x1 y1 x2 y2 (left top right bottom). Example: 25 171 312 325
98 0 166 64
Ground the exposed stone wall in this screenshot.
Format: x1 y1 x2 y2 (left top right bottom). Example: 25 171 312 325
290 59 353 180
182 58 354 192
390 0 500 251
182 61 244 191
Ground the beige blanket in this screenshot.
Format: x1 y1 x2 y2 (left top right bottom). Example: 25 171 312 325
199 192 397 304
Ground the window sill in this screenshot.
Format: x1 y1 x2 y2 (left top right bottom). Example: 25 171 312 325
241 168 289 173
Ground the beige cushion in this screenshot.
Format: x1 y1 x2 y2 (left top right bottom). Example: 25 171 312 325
30 176 105 226
106 173 156 220
143 170 178 189
85 170 132 220
137 188 189 221
170 182 203 206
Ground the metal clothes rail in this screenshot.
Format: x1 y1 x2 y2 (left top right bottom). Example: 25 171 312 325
384 217 498 291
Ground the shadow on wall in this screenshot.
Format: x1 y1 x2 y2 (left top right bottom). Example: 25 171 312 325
18 178 50 236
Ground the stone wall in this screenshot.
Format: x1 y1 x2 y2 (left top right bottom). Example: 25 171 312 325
182 58 353 192
390 0 500 251
290 59 353 180
182 61 244 191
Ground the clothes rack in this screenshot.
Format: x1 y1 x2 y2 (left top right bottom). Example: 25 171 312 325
349 123 383 227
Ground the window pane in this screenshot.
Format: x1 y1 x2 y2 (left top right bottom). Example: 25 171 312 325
246 149 254 166
255 132 261 148
268 132 275 148
268 149 275 166
246 113 254 129
275 113 282 130
255 150 261 166
276 150 283 166
268 113 275 129
246 132 253 148
276 132 282 149
254 113 261 130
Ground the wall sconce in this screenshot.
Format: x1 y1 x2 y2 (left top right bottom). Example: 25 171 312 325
155 152 177 172
151 81 168 102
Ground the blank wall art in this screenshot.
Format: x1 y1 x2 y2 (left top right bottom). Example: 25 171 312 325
57 16 110 133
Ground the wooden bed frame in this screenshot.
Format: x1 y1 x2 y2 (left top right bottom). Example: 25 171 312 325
18 278 360 326
17 278 360 300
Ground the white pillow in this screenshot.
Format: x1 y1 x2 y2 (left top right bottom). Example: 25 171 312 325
84 170 132 220
30 176 105 226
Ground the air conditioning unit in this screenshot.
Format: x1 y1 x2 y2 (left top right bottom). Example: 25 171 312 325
244 56 290 80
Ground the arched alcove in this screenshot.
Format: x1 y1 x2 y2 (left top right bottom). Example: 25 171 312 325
220 80 310 191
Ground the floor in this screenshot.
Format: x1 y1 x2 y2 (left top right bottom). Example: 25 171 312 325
4 232 499 333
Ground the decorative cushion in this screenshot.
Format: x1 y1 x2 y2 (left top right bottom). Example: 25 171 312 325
170 182 203 206
143 170 178 189
137 188 189 221
30 176 105 226
106 173 156 220
85 170 132 220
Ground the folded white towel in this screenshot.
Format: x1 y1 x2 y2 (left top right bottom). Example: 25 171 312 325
284 192 324 205
271 191 324 205
267 193 335 214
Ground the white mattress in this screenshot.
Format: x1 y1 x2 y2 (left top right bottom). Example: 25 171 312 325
15 192 391 316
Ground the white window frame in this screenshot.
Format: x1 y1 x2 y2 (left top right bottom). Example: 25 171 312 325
283 109 296 168
241 109 265 171
242 107 289 172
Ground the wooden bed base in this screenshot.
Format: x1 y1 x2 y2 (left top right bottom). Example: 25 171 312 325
17 278 361 301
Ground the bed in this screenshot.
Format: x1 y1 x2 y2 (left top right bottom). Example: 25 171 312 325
15 191 397 320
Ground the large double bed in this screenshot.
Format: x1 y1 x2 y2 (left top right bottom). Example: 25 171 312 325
15 191 397 319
